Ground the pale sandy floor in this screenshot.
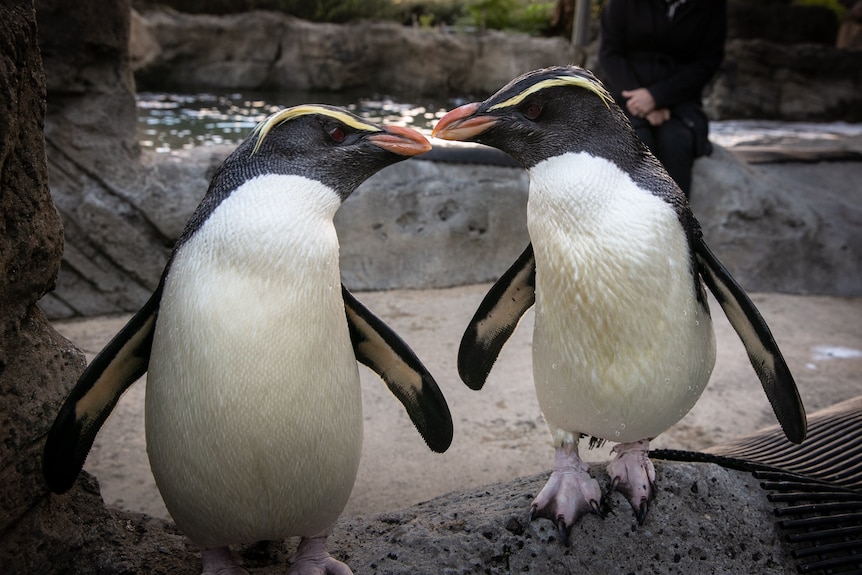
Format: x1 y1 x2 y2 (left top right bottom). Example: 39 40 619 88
52 285 862 520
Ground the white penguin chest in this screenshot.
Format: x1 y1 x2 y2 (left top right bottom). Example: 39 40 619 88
145 175 363 546
526 153 716 442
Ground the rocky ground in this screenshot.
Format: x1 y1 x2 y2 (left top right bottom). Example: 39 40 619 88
48 284 862 574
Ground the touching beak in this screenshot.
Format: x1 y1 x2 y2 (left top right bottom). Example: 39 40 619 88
369 125 432 157
432 102 498 141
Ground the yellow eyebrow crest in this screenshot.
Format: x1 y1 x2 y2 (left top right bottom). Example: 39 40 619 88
488 75 613 111
251 105 382 155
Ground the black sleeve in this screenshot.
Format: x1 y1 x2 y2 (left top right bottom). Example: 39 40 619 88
649 0 727 108
598 0 641 100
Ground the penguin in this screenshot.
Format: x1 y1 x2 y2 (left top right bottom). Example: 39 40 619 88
432 66 807 542
43 104 453 575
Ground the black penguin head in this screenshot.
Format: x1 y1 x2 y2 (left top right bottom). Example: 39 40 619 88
174 105 430 253
214 104 431 202
433 66 644 170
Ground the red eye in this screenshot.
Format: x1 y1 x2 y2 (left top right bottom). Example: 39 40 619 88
329 126 346 142
524 103 542 120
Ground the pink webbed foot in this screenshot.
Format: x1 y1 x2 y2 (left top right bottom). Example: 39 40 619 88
530 442 603 545
288 536 353 575
607 439 656 524
202 547 249 575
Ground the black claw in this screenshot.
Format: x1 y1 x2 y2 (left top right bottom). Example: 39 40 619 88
635 499 649 525
529 505 537 522
610 476 620 492
589 499 604 518
556 516 570 547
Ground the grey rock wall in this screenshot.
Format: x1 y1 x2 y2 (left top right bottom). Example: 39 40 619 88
132 9 580 97
335 156 529 291
708 39 862 122
36 0 163 318
39 140 862 319
692 146 862 296
0 1 105 571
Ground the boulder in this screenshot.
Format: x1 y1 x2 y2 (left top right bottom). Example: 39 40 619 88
132 8 579 97
692 145 862 296
40 138 862 319
335 153 529 291
37 0 139 168
707 38 862 121
0 1 116 571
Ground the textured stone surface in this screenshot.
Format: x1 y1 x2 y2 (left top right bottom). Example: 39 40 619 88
693 145 862 296
132 9 580 97
708 39 862 122
36 0 166 319
3 461 799 575
0 0 91 567
336 156 529 291
330 463 794 575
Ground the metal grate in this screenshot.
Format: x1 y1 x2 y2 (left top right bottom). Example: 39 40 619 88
653 396 862 574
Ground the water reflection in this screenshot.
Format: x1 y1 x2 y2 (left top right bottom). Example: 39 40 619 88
137 91 459 153
138 92 862 153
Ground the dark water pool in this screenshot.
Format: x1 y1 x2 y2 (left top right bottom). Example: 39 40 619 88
136 91 470 152
137 91 862 153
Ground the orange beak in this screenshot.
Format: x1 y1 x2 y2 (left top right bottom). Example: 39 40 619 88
368 124 432 157
432 102 498 141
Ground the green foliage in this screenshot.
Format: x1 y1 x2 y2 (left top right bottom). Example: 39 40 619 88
465 0 554 34
312 0 397 22
517 1 555 34
138 0 552 32
792 0 847 21
467 0 517 29
392 0 467 27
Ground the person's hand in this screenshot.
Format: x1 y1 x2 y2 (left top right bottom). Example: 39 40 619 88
622 88 656 118
646 109 670 126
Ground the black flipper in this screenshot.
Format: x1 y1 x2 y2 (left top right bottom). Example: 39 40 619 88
342 285 453 453
43 285 161 494
458 243 536 390
694 239 807 444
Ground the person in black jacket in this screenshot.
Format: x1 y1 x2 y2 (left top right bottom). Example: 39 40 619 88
599 0 727 197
